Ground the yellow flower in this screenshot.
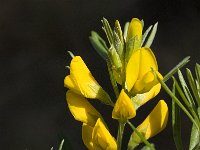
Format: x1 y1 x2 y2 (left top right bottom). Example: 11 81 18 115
125 47 163 107
82 119 117 150
64 56 112 105
128 100 168 148
126 18 143 45
112 89 136 122
66 90 102 127
82 123 94 149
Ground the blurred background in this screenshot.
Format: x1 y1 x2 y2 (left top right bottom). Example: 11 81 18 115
0 0 200 149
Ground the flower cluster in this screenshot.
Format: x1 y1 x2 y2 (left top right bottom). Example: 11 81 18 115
64 17 168 150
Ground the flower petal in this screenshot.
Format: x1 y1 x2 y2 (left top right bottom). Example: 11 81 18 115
66 90 102 126
126 49 140 91
129 100 168 147
127 18 142 43
138 47 158 80
112 89 136 121
132 71 163 94
92 118 117 150
131 83 161 109
68 56 112 105
69 56 101 98
82 123 94 150
64 75 80 94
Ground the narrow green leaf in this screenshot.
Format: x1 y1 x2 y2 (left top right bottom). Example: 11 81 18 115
141 19 144 28
178 70 196 108
163 56 190 82
190 107 200 150
155 72 198 128
58 139 64 150
102 18 113 45
144 22 158 47
186 68 200 106
172 81 183 150
189 123 200 150
195 64 200 84
196 80 200 100
115 20 124 43
89 31 108 60
173 77 200 130
123 22 129 41
173 77 195 113
141 25 153 46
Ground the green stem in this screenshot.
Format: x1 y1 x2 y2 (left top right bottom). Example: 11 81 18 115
127 121 155 150
117 122 125 150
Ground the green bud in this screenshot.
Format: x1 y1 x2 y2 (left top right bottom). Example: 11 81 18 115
109 45 122 71
113 20 124 60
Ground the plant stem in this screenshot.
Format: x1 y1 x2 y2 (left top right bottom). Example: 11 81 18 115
117 122 125 150
127 121 155 150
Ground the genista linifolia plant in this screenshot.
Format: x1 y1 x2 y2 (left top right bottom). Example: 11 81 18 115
63 17 192 150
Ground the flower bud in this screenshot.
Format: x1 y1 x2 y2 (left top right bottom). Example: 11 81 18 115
112 89 136 122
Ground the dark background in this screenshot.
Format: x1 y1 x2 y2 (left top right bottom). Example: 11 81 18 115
0 0 200 149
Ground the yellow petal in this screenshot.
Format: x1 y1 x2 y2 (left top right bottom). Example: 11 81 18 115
68 56 112 105
69 56 101 98
138 47 158 80
112 89 136 121
126 18 142 42
82 123 94 150
132 71 163 94
132 83 161 109
126 49 140 91
64 75 80 94
92 118 117 150
130 100 168 144
66 90 102 126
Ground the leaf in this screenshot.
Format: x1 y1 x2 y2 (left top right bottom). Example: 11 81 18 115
163 56 190 82
189 123 199 150
178 70 196 108
141 25 153 46
195 63 200 84
156 73 197 128
144 22 158 47
172 81 183 150
141 19 144 28
102 17 113 45
186 68 200 106
89 31 108 60
123 22 129 41
58 139 64 150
